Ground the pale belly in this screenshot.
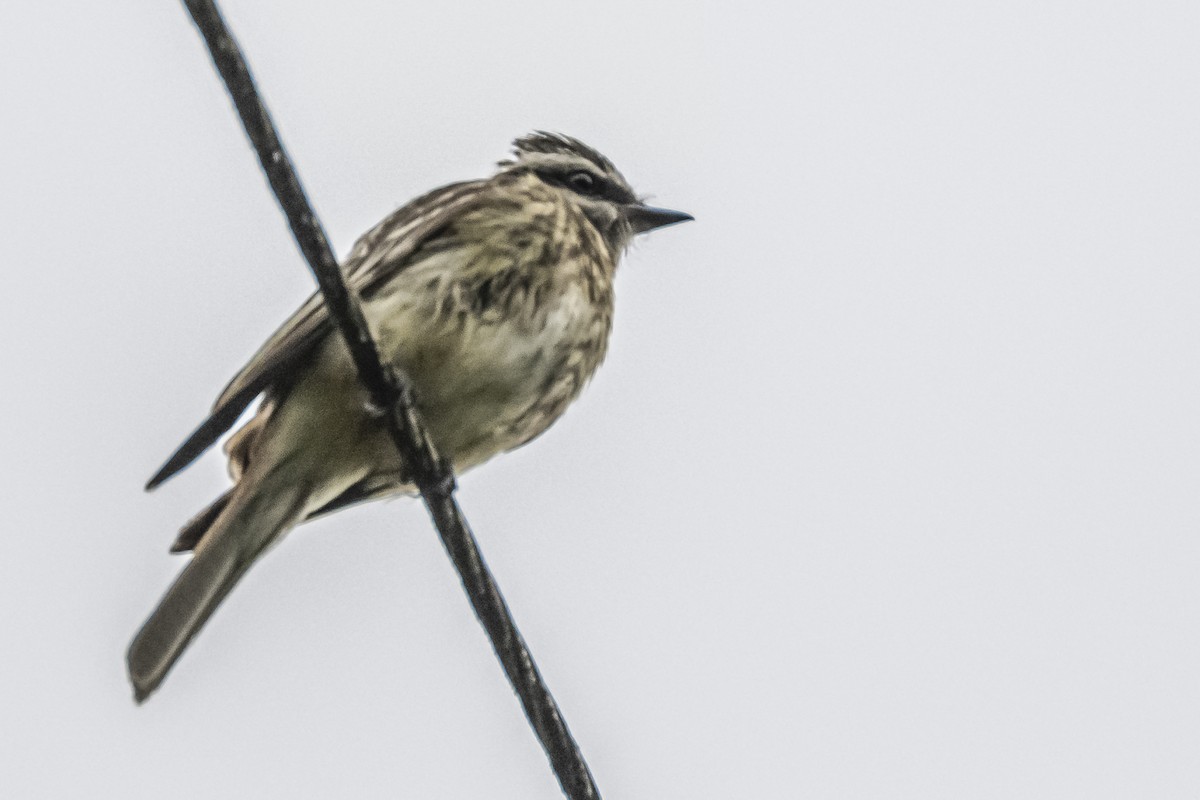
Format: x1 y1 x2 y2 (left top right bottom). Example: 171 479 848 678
367 272 611 473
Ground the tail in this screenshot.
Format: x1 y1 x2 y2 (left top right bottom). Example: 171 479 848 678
170 490 232 553
127 478 307 703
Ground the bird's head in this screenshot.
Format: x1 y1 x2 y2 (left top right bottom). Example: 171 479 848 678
499 131 692 252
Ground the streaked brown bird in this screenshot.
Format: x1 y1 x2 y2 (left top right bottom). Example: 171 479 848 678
128 132 692 702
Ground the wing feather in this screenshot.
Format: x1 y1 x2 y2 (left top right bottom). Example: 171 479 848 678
146 180 489 490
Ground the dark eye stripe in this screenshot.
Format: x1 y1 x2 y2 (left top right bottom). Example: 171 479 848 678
536 167 635 205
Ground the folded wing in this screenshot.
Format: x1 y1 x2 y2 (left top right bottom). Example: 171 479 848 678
145 180 489 490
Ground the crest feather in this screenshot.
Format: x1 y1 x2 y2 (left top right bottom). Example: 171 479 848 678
507 131 617 174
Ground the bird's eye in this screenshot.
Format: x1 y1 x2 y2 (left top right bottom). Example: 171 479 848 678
567 171 598 195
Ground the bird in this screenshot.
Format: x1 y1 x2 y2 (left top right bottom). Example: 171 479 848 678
127 132 692 702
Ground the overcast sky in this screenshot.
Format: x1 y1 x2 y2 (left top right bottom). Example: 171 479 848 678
2 1 1199 797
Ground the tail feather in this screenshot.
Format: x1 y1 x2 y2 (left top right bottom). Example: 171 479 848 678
127 480 306 703
127 536 245 703
170 490 233 554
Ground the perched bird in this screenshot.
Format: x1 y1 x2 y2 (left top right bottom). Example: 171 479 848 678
128 132 692 702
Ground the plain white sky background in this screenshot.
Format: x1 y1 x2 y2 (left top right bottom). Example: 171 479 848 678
2 1 1199 797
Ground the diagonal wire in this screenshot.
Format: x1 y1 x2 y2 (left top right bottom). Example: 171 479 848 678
179 2 601 797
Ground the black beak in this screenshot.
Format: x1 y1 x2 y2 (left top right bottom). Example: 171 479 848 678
625 204 694 235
